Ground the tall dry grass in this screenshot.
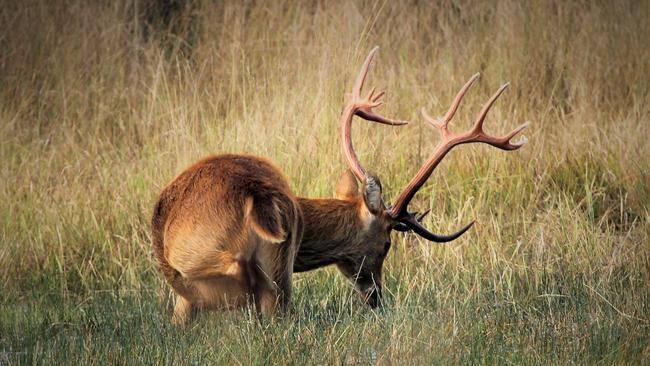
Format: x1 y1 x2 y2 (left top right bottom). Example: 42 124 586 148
1 0 648 363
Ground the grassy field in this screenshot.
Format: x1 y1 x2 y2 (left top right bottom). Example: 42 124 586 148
1 0 649 364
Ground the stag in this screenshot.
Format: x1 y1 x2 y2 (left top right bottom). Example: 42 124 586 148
151 47 527 323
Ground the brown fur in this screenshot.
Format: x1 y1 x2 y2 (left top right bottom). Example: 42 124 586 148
151 154 302 323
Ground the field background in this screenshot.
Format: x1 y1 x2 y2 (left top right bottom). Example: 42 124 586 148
1 0 649 364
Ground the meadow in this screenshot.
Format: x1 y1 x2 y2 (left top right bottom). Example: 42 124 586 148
1 0 648 364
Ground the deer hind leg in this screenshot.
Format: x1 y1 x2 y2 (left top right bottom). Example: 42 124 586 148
255 269 291 315
244 194 301 314
188 255 282 315
166 252 254 319
253 241 295 315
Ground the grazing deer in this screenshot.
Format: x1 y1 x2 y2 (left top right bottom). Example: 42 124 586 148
151 47 528 323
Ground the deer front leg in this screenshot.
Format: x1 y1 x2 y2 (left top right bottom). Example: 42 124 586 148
171 295 194 325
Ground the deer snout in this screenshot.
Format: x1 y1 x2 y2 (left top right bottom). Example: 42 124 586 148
358 282 382 308
365 286 382 308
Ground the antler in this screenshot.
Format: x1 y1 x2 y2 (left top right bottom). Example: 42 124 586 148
388 73 528 241
341 47 407 182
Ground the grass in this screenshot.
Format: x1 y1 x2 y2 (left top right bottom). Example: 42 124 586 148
1 0 649 364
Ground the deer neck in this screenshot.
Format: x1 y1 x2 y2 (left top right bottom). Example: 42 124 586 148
294 197 366 272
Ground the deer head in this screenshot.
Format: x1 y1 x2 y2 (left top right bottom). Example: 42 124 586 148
302 47 528 307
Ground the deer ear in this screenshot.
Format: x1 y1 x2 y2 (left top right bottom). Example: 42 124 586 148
336 169 359 200
363 173 383 215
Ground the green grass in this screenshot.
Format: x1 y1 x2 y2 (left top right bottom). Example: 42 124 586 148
1 0 649 364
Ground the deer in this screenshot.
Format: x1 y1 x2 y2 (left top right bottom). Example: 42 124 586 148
151 47 528 324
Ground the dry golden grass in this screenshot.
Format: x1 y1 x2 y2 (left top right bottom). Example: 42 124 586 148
1 0 648 364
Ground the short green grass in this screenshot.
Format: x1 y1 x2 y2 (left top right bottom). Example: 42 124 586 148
1 0 648 364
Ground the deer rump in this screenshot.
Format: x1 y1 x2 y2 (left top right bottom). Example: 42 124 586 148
151 154 302 313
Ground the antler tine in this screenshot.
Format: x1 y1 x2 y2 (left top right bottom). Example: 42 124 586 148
499 122 530 149
402 215 475 243
470 84 529 151
476 121 530 151
351 46 379 99
423 73 481 131
473 82 509 133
